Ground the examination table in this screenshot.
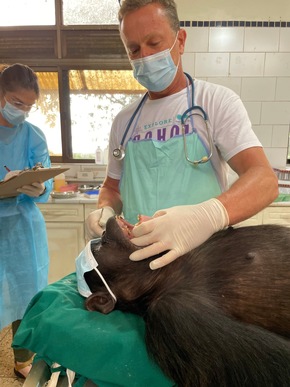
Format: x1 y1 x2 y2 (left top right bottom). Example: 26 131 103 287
13 273 174 387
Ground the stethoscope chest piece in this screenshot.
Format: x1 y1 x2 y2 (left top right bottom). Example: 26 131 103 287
113 147 125 160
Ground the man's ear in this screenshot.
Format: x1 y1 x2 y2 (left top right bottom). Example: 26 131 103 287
178 28 186 54
85 291 116 314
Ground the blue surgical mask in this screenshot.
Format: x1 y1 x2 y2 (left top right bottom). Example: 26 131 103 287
0 99 28 126
75 238 117 301
130 34 180 92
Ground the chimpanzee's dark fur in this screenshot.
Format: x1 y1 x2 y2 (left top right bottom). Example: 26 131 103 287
84 217 290 387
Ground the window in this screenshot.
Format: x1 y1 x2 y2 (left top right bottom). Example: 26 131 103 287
0 1 145 163
0 0 55 26
67 70 143 160
62 0 119 25
29 70 144 161
28 71 61 157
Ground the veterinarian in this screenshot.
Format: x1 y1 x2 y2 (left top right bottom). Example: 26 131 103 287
0 63 52 378
86 0 278 270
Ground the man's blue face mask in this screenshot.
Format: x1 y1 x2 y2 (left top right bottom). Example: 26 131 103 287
75 238 117 302
130 33 180 92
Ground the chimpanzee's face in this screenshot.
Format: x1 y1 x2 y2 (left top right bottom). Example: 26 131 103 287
84 216 153 314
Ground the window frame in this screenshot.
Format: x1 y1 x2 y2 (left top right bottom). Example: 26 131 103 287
0 3 132 163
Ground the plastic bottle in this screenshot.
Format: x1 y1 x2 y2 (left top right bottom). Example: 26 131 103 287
103 145 109 165
54 173 66 191
95 146 103 164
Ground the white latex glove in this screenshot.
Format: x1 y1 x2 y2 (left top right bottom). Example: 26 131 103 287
17 182 45 197
130 198 229 270
85 206 115 239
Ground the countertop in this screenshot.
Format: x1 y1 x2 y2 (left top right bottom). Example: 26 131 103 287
269 201 290 206
46 192 98 204
44 193 290 207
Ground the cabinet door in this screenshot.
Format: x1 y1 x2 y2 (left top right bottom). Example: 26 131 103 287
262 207 290 227
233 211 264 227
38 203 84 222
45 222 85 283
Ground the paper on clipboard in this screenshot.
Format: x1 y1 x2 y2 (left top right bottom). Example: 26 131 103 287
0 167 69 198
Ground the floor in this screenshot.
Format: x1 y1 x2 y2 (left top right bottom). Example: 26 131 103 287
0 325 24 387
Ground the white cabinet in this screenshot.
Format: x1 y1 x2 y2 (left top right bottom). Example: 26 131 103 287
262 206 290 227
38 203 86 283
235 205 290 228
45 222 84 283
234 211 264 227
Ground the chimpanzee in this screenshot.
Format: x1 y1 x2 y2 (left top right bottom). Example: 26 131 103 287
83 216 290 387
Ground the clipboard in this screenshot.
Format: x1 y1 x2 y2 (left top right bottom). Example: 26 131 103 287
0 167 69 198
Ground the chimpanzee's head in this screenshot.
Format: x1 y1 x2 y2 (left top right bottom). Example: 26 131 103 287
77 216 165 316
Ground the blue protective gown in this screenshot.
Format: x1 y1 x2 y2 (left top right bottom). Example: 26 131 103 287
0 121 53 330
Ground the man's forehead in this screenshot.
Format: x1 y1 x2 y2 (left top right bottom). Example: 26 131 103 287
122 31 165 47
120 5 171 38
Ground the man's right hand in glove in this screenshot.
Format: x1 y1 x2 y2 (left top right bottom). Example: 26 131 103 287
85 206 115 239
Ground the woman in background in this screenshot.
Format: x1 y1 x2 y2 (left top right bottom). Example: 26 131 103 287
0 63 52 378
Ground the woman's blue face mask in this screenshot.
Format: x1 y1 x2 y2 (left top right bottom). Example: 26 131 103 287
130 33 180 92
0 98 28 126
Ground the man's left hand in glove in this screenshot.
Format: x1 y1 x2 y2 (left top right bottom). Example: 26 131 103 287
129 198 229 270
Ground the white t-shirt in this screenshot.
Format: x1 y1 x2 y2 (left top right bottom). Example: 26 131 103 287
107 78 261 191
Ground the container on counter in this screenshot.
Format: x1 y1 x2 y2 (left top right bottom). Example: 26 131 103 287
273 167 290 181
95 146 103 164
54 172 66 192
84 189 99 198
279 182 290 194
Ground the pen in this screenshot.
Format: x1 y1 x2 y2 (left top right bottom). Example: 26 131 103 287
4 165 11 172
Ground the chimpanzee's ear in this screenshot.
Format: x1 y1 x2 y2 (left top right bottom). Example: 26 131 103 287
85 291 116 314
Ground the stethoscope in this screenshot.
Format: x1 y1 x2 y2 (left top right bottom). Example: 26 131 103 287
113 72 213 165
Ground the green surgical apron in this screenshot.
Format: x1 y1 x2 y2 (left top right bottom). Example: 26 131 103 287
120 131 222 224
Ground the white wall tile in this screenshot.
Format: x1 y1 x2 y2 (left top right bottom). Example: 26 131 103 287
241 77 276 101
276 77 290 100
206 77 242 95
230 53 265 76
279 29 290 52
184 27 209 52
195 53 229 77
182 52 195 75
209 27 244 52
264 53 290 76
244 28 279 52
261 102 290 124
272 125 290 147
180 24 290 167
177 1 290 21
243 102 262 125
253 125 273 147
264 147 288 167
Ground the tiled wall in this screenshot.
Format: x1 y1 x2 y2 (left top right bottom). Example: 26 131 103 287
181 22 290 168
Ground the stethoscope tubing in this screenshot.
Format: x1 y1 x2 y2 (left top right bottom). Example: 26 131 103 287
113 72 213 164
113 93 148 160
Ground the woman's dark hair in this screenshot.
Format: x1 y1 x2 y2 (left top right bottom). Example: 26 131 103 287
0 63 39 98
